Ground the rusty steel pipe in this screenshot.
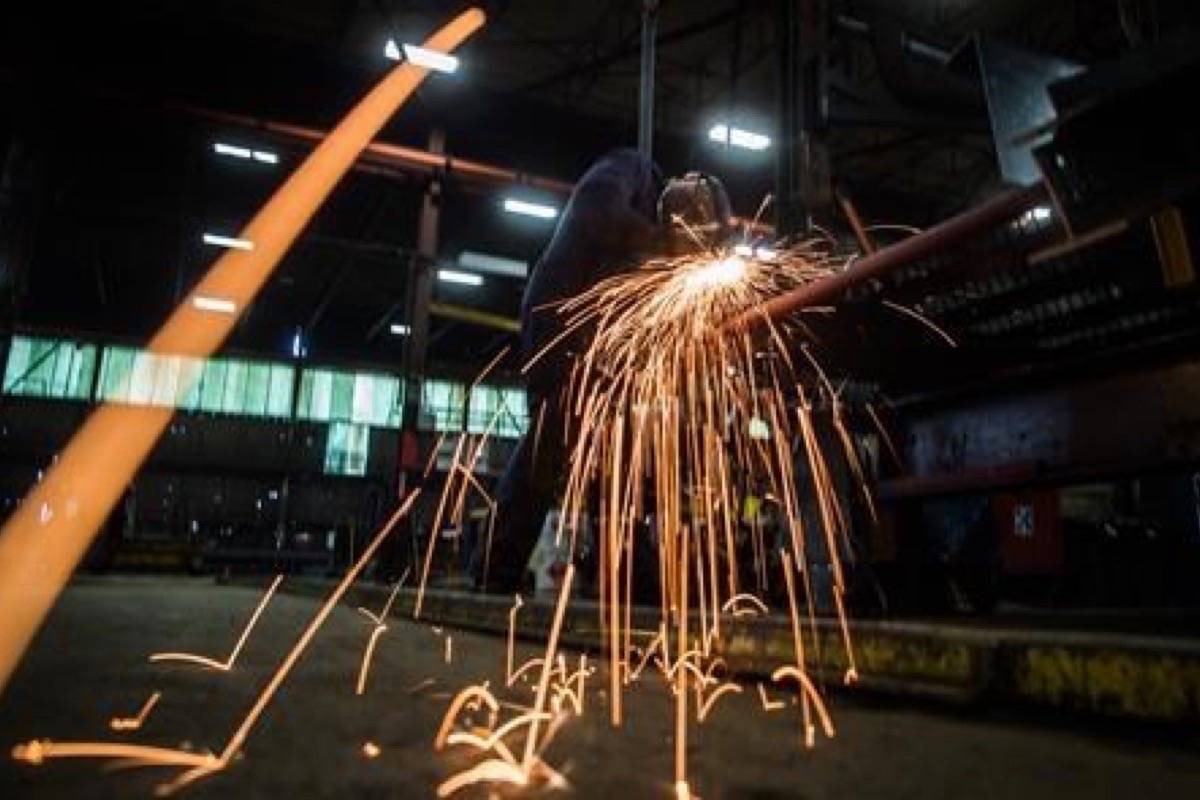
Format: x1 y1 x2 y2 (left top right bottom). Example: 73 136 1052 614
731 183 1049 330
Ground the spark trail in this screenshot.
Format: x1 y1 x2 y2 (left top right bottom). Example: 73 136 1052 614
431 236 879 795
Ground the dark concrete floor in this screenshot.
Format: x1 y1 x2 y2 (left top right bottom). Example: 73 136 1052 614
1 578 1198 799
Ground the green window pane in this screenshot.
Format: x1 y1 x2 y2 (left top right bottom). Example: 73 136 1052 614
3 335 96 400
97 346 134 401
198 360 227 412
297 368 400 427
267 365 294 418
243 363 269 416
421 379 465 432
330 372 354 421
94 345 289 419
499 387 529 438
466 385 498 434
324 421 370 476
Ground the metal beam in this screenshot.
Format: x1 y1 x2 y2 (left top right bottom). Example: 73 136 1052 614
178 105 573 196
733 183 1048 328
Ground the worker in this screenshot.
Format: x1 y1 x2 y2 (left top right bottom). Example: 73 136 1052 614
473 150 733 593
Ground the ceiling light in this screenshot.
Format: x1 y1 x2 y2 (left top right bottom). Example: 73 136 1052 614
192 295 237 314
202 233 254 251
214 143 277 164
386 41 459 73
458 251 528 278
503 198 558 220
709 123 771 151
214 142 252 159
437 269 483 287
389 323 412 336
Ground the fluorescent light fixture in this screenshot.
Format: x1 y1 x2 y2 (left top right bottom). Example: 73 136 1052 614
384 38 402 61
192 295 237 314
214 143 277 164
458 250 528 278
503 198 558 219
708 123 771 151
214 142 252 159
291 330 304 358
1015 205 1054 227
754 246 778 261
401 43 459 73
437 269 483 287
202 233 254 251
733 243 754 257
389 323 412 336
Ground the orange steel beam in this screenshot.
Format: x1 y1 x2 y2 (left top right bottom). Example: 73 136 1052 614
0 7 487 693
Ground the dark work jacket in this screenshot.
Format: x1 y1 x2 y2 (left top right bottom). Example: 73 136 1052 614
520 149 660 392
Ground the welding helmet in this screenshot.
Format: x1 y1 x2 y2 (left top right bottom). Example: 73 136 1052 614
657 171 733 252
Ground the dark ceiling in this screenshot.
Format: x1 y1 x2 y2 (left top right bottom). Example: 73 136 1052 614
1 0 1197 386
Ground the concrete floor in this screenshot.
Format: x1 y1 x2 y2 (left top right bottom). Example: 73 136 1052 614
1 579 1198 799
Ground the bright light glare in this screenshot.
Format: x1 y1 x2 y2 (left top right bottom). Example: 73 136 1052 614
458 250 528 278
686 255 746 290
214 143 252 159
1015 205 1054 227
733 244 754 257
754 246 777 261
437 269 483 287
708 123 771 151
202 233 254 251
384 39 402 61
192 295 237 314
214 143 278 164
390 323 412 336
748 417 770 440
503 198 558 220
402 43 459 73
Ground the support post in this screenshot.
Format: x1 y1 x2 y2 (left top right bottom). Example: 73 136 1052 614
638 1 659 159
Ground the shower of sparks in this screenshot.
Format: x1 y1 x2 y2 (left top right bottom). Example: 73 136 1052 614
355 569 409 696
418 235 878 795
463 236 869 794
434 567 577 797
149 575 282 672
506 594 524 684
12 230 916 796
108 692 162 733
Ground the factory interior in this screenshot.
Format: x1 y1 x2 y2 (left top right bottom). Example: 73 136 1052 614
2 1 1199 797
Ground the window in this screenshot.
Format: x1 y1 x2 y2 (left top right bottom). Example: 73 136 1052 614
420 378 465 432
296 368 402 427
3 335 97 400
324 422 370 476
466 384 529 438
96 346 294 418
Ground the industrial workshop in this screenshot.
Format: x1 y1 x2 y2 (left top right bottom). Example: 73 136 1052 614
1 1 1199 797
